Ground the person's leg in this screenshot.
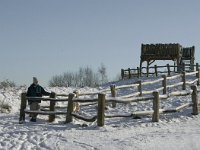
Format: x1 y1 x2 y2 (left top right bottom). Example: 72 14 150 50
30 102 40 121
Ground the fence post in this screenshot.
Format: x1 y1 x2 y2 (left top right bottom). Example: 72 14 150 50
66 93 75 123
140 66 142 77
137 80 142 96
167 64 170 76
146 63 149 77
110 84 116 108
19 92 27 124
121 69 124 79
128 68 131 79
162 75 167 94
49 92 56 122
174 61 176 72
182 71 186 90
154 65 158 77
97 93 105 127
196 63 199 71
182 63 185 72
137 67 140 78
196 68 200 86
152 91 160 122
191 85 199 115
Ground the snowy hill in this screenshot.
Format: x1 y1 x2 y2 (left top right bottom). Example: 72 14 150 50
0 75 200 150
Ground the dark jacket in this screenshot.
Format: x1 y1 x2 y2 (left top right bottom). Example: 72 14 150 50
26 83 50 103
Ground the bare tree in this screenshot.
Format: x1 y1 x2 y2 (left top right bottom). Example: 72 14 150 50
63 72 74 87
49 66 104 87
49 75 64 87
98 63 108 84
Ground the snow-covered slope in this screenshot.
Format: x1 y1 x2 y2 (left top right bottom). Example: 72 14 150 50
0 76 200 150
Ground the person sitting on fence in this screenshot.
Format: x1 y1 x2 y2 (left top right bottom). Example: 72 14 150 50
26 77 51 122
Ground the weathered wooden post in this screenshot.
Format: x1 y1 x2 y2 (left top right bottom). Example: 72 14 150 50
97 93 105 127
177 56 181 72
110 84 116 108
146 61 149 77
137 67 140 78
140 66 142 77
154 65 158 77
66 93 75 123
191 85 199 115
196 67 200 86
19 92 27 124
152 91 160 122
128 68 131 79
182 63 185 72
196 63 199 71
182 71 186 90
121 69 124 79
49 92 56 122
167 64 170 76
137 80 142 96
162 75 167 94
174 61 176 72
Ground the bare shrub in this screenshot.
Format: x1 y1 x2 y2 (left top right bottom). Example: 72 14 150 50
49 65 108 87
0 79 16 89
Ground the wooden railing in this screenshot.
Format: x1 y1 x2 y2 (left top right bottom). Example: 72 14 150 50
105 86 199 121
121 63 199 79
18 88 110 125
116 70 199 98
19 92 107 126
19 71 200 126
65 84 199 126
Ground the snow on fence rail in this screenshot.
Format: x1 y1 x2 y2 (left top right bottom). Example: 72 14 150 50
59 85 199 126
104 85 199 123
19 92 101 125
55 88 110 97
19 71 200 126
112 70 199 100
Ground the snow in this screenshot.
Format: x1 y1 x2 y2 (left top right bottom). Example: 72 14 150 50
0 76 200 150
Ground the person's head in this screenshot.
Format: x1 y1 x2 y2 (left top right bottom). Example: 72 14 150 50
33 77 38 85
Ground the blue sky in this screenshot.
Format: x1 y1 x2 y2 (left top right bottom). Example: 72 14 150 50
0 0 200 86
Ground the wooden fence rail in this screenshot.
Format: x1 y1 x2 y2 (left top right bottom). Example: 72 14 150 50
105 85 198 123
19 70 200 126
19 86 199 126
115 70 200 103
19 92 103 125
122 63 199 79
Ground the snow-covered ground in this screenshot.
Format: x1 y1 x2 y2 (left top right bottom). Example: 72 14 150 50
0 76 200 150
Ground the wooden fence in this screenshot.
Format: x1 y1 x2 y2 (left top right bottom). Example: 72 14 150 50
121 63 199 79
18 89 111 125
101 71 199 124
19 71 200 126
